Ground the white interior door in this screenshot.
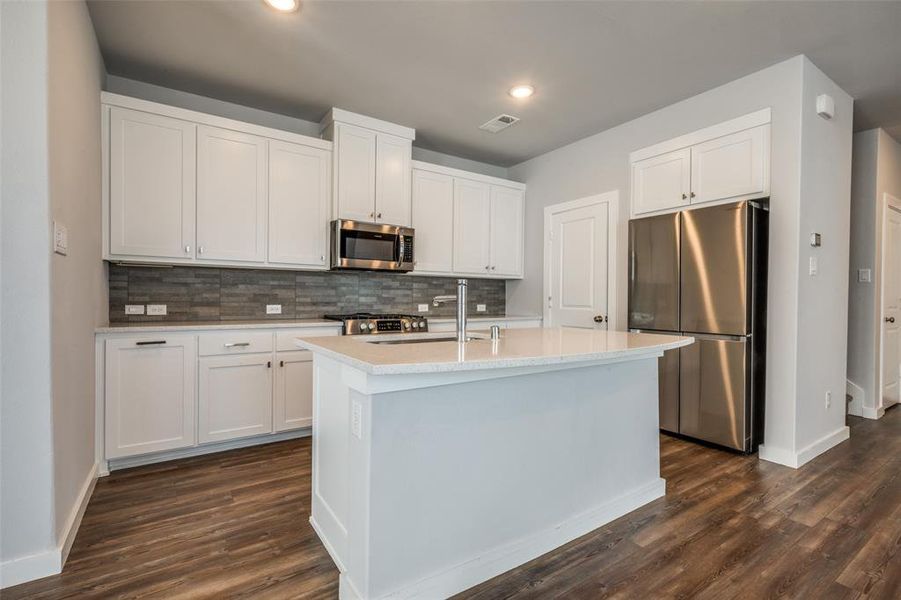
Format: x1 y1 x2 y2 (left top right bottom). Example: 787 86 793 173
545 193 615 329
882 196 901 408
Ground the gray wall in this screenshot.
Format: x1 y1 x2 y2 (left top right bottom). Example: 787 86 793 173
847 129 901 414
1 0 56 572
104 75 509 179
108 266 505 323
507 55 854 465
48 0 107 551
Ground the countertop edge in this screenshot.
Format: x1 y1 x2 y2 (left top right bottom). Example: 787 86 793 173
295 334 694 375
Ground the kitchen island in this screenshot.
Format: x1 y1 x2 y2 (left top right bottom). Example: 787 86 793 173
296 328 693 599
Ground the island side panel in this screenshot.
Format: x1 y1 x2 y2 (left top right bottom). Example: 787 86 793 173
364 358 664 599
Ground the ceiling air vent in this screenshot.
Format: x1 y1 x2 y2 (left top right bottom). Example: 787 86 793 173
479 114 520 133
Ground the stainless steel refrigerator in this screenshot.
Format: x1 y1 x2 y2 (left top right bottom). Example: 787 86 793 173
628 200 768 452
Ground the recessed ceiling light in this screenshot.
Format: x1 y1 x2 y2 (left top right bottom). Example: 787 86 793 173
263 0 299 13
508 85 535 99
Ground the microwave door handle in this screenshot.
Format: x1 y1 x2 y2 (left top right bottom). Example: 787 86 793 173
396 234 404 269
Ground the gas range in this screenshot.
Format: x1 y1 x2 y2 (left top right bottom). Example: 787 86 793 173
323 312 429 335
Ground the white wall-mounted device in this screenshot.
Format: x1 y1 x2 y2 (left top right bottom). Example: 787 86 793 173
816 94 835 120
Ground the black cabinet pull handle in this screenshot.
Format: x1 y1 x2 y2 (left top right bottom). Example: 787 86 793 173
136 340 166 346
267 361 272 368
280 360 285 367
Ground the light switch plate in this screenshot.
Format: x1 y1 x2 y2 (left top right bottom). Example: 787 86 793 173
125 305 145 315
146 304 167 316
858 268 872 283
476 304 487 312
53 220 68 255
417 304 429 312
266 304 282 315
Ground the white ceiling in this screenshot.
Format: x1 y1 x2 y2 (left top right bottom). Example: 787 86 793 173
87 0 901 167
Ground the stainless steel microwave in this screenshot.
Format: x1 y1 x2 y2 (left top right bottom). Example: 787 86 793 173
330 220 415 272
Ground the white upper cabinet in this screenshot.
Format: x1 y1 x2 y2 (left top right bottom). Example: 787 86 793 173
103 93 332 270
268 140 330 268
690 125 769 204
196 126 268 263
322 109 416 226
632 148 691 215
630 109 771 216
333 123 378 222
375 133 413 225
453 179 492 275
411 169 454 273
108 107 196 260
490 186 525 277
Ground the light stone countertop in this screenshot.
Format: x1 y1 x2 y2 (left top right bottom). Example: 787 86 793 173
94 315 540 334
295 327 694 375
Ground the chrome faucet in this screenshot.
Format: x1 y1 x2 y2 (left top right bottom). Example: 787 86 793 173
433 279 468 342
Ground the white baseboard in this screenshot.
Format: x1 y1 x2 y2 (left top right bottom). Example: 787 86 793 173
378 478 666 599
861 406 885 420
760 426 850 469
1 463 99 589
846 380 864 417
60 463 98 565
106 428 310 472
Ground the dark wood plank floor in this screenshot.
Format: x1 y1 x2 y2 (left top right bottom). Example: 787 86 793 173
6 408 899 599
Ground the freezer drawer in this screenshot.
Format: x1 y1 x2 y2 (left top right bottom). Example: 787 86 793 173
658 347 680 433
679 335 748 451
680 202 750 335
628 212 680 331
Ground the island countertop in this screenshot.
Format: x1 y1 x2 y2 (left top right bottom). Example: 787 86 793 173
295 327 693 375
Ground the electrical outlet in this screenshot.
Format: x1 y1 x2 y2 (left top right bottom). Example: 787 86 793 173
476 304 487 312
125 305 145 315
809 256 818 276
418 304 429 312
825 390 832 410
858 269 872 283
266 304 282 315
146 304 167 316
351 400 362 439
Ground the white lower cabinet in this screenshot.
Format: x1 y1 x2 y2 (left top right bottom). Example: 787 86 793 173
105 335 197 459
198 353 273 443
274 351 314 431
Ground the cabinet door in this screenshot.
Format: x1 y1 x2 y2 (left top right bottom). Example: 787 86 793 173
631 148 691 215
375 133 412 226
411 169 454 273
108 107 196 260
335 123 377 222
691 125 769 204
453 179 491 275
198 354 273 443
268 140 330 267
274 351 314 431
489 186 524 277
105 335 196 458
196 125 267 263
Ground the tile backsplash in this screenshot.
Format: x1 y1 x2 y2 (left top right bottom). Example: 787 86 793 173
108 265 506 323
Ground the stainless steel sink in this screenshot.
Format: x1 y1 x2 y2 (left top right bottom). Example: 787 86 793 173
361 335 486 345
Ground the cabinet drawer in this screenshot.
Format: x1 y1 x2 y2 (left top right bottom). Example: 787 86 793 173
199 331 273 356
276 327 340 352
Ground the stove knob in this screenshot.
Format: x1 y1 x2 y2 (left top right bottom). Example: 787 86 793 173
367 322 375 331
404 322 411 330
359 323 366 332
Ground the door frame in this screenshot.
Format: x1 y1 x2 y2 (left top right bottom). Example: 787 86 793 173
542 190 619 329
878 192 901 411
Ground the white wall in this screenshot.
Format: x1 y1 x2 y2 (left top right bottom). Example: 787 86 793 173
794 60 854 453
47 0 106 558
105 75 508 179
508 56 853 467
847 129 901 417
0 0 56 584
